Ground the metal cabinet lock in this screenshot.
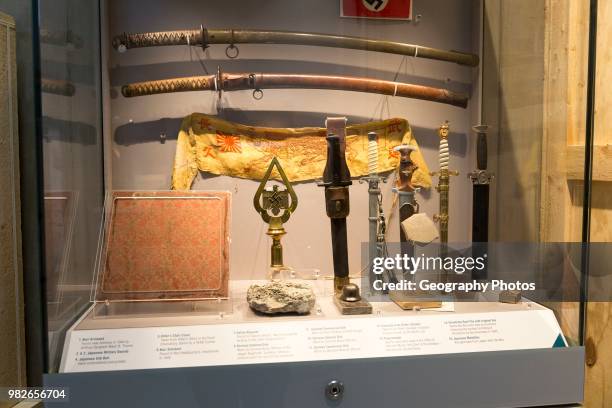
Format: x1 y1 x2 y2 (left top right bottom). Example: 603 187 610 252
325 380 344 401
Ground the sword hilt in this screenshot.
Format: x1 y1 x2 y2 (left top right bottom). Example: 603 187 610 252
393 144 418 192
367 131 378 176
469 124 493 185
359 131 387 185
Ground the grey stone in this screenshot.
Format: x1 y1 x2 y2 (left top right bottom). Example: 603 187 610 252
247 281 316 314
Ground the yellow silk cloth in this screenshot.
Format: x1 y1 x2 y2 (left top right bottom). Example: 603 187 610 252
172 113 432 190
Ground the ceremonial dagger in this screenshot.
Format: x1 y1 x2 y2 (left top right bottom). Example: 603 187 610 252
468 125 492 280
359 131 393 293
390 144 443 309
393 144 419 261
113 27 479 67
121 70 469 108
319 127 372 315
320 133 352 294
431 121 458 282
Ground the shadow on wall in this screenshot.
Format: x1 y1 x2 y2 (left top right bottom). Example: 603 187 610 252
113 109 468 154
43 116 98 145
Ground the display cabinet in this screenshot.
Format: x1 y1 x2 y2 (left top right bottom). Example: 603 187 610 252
5 0 600 406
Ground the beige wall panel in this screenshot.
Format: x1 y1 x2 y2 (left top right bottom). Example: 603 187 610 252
487 0 545 242
0 10 26 398
577 0 612 406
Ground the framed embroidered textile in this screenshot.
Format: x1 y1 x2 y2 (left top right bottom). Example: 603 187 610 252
95 191 231 302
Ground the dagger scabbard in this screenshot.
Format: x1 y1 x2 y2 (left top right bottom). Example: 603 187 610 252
394 144 419 258
121 73 469 108
469 125 492 280
469 124 492 244
320 134 352 294
113 28 479 67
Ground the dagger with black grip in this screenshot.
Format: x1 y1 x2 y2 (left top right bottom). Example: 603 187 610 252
319 134 352 294
469 125 493 280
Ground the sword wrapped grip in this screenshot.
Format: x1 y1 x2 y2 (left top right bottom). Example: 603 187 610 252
367 131 378 175
439 137 449 171
121 76 212 97
113 30 201 50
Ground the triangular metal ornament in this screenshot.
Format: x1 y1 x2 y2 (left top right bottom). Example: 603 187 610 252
253 157 298 269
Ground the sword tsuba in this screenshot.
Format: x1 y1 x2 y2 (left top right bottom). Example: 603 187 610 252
254 157 298 276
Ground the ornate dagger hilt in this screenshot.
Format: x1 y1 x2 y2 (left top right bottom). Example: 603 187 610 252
468 124 493 185
359 131 389 190
392 144 421 273
430 121 458 243
254 157 298 271
393 143 420 234
393 144 419 194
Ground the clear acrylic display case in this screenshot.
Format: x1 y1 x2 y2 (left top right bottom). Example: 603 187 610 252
5 0 602 406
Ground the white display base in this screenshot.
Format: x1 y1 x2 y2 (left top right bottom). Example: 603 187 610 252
60 280 566 373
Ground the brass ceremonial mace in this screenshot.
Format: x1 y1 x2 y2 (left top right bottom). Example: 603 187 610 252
431 122 458 281
253 157 298 273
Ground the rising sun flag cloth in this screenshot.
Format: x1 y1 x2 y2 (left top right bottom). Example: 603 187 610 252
171 113 431 190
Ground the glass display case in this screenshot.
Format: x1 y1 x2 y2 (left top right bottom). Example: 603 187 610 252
6 0 601 406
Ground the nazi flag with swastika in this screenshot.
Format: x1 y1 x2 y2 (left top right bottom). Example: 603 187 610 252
341 0 412 20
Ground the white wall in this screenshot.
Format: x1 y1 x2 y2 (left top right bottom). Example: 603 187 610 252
106 0 480 279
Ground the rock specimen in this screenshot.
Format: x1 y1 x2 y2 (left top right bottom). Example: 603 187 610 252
247 281 316 314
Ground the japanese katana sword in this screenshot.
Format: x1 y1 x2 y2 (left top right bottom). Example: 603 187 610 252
468 125 492 280
112 27 479 67
121 70 468 108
